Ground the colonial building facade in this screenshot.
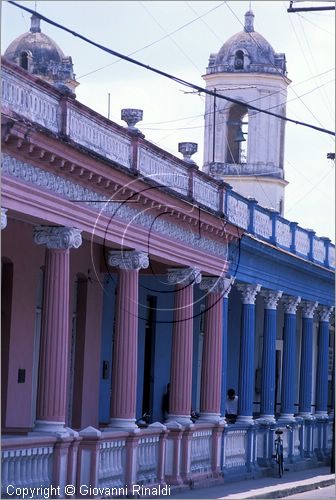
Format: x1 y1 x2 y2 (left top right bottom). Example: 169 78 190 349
1 10 334 498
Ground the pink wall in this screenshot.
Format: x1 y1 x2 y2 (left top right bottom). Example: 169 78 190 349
1 219 44 429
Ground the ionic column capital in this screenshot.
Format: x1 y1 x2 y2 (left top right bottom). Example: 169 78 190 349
199 276 234 296
301 300 318 319
33 226 82 249
282 295 301 314
236 283 261 305
108 250 149 270
260 290 283 310
167 267 201 286
1 208 8 230
318 305 334 322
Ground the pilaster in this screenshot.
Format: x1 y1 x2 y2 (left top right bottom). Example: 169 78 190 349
33 226 82 435
166 267 201 425
236 283 261 423
107 250 149 429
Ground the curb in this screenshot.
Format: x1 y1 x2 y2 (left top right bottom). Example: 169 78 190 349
249 479 335 499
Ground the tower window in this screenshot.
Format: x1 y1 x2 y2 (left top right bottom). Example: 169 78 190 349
234 50 244 70
20 52 29 70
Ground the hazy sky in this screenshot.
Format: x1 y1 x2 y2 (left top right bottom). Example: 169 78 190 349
1 0 335 239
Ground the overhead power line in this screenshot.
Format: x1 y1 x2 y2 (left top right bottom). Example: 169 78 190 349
7 0 335 137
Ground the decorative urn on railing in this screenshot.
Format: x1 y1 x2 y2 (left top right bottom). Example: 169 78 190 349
121 108 143 135
178 142 198 164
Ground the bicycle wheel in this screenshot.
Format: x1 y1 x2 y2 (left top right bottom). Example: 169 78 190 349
278 452 284 478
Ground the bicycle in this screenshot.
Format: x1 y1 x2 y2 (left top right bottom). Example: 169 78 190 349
273 425 292 478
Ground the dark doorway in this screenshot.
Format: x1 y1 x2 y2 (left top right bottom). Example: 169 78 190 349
142 296 157 420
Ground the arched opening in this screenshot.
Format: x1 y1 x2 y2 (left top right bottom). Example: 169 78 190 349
226 104 248 164
234 50 244 70
20 51 29 70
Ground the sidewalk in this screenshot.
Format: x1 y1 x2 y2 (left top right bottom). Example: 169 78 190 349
170 467 335 499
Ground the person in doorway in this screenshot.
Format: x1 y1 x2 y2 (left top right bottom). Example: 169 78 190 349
225 388 238 423
161 383 170 421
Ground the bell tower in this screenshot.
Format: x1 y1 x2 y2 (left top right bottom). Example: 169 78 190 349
202 10 290 214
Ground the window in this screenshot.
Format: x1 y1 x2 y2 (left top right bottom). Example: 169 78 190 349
20 52 29 70
234 50 244 70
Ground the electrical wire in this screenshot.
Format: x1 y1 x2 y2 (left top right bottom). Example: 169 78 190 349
7 0 335 137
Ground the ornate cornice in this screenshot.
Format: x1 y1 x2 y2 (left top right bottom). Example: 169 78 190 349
282 295 301 314
318 305 334 322
108 250 149 271
301 300 318 319
1 208 8 230
199 276 234 297
33 226 82 249
260 290 283 310
167 267 201 286
236 283 261 305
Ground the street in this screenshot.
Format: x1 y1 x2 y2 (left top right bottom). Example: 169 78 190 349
284 485 336 499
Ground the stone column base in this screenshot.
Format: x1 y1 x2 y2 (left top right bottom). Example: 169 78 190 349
30 420 70 437
107 418 137 430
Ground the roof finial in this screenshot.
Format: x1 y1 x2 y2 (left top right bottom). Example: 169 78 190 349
244 8 254 33
30 14 41 33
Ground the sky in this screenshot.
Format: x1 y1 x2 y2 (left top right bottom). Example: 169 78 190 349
1 0 335 239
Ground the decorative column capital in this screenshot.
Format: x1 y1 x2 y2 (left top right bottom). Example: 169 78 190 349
282 295 301 314
318 305 334 322
301 300 318 319
236 283 261 305
167 267 201 286
1 208 8 230
199 276 234 296
33 226 82 249
260 290 283 310
108 250 149 270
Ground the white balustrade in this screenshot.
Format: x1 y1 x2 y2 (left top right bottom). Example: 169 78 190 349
293 426 301 457
329 246 335 268
275 220 291 248
137 435 160 485
224 430 247 469
193 175 219 210
254 208 272 239
295 229 310 256
226 194 249 230
1 446 53 494
98 439 126 488
190 429 212 474
313 239 326 263
68 107 132 169
1 67 60 132
138 148 189 196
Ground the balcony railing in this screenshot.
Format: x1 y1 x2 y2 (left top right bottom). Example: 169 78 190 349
2 61 334 270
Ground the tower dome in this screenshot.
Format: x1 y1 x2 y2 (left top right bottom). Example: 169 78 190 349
3 14 78 93
207 10 287 76
202 10 290 215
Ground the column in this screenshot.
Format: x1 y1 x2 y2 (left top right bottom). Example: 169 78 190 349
236 283 261 423
107 250 149 429
33 226 82 434
167 267 201 425
316 306 333 417
259 290 283 422
1 207 8 230
198 277 227 422
220 277 235 418
280 295 301 421
299 301 318 417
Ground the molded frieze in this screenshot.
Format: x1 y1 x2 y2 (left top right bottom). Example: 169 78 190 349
313 239 326 263
282 295 301 314
226 194 249 230
193 175 219 210
107 250 149 271
68 107 132 169
2 154 228 258
254 209 272 239
138 147 189 196
260 290 283 310
33 226 82 249
275 220 291 248
167 267 201 286
295 229 310 256
2 68 60 132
